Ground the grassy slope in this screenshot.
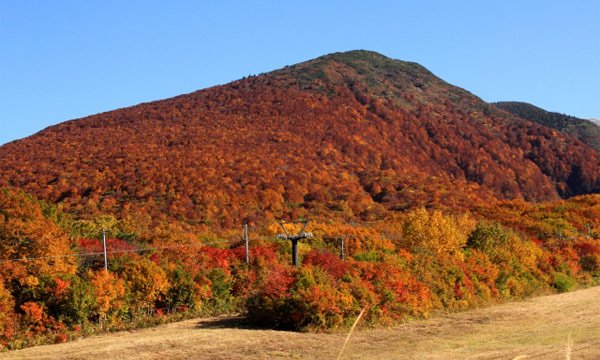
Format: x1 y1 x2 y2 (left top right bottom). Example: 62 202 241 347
3 286 599 360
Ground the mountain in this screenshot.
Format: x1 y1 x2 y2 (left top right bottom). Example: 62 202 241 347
591 118 600 126
1 50 599 227
494 101 600 152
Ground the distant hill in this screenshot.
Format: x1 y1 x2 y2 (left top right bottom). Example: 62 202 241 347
494 101 600 152
0 50 599 227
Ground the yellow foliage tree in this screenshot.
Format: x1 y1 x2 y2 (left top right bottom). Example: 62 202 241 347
121 258 170 311
399 208 475 256
71 215 120 239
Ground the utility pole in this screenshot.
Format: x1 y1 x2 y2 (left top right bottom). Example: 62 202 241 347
102 229 108 271
277 219 313 267
244 223 249 264
558 228 563 241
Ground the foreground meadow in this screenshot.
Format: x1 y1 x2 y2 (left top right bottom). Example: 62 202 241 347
3 286 598 360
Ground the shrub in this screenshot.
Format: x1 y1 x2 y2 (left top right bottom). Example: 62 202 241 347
552 272 577 293
54 333 68 344
0 281 16 343
245 264 295 329
205 268 235 313
467 222 511 253
162 266 196 312
19 302 45 331
246 265 358 331
51 275 96 326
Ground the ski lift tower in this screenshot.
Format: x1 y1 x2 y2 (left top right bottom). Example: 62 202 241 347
277 219 313 267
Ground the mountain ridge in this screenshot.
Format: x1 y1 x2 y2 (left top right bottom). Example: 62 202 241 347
494 101 600 151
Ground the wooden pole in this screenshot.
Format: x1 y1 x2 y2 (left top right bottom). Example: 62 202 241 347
244 223 249 264
102 229 108 271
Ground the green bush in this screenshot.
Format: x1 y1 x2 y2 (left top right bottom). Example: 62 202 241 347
552 272 577 293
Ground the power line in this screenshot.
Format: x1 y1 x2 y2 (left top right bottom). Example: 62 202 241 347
0 237 239 265
0 252 103 264
0 231 330 266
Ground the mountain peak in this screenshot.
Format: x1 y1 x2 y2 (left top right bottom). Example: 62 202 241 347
280 49 434 83
261 50 470 113
322 49 391 60
316 49 406 66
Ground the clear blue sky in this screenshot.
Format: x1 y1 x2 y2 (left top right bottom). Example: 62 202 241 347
1 1 599 145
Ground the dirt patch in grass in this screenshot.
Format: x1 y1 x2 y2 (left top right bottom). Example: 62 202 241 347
2 287 599 359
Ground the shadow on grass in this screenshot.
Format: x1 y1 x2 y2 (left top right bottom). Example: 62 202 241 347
195 316 258 330
195 316 299 332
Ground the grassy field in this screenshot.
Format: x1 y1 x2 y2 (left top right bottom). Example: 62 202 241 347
2 286 599 359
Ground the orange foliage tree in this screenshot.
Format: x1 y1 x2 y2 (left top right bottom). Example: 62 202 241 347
0 188 76 287
89 270 126 323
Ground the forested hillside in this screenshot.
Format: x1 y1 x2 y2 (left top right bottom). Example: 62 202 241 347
0 51 599 229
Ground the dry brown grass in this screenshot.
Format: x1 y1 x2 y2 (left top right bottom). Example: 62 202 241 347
2 287 599 360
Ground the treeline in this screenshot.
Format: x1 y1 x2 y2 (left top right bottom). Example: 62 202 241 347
1 187 598 349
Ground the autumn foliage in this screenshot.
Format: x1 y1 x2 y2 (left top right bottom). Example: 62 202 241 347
0 50 599 349
0 186 597 349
